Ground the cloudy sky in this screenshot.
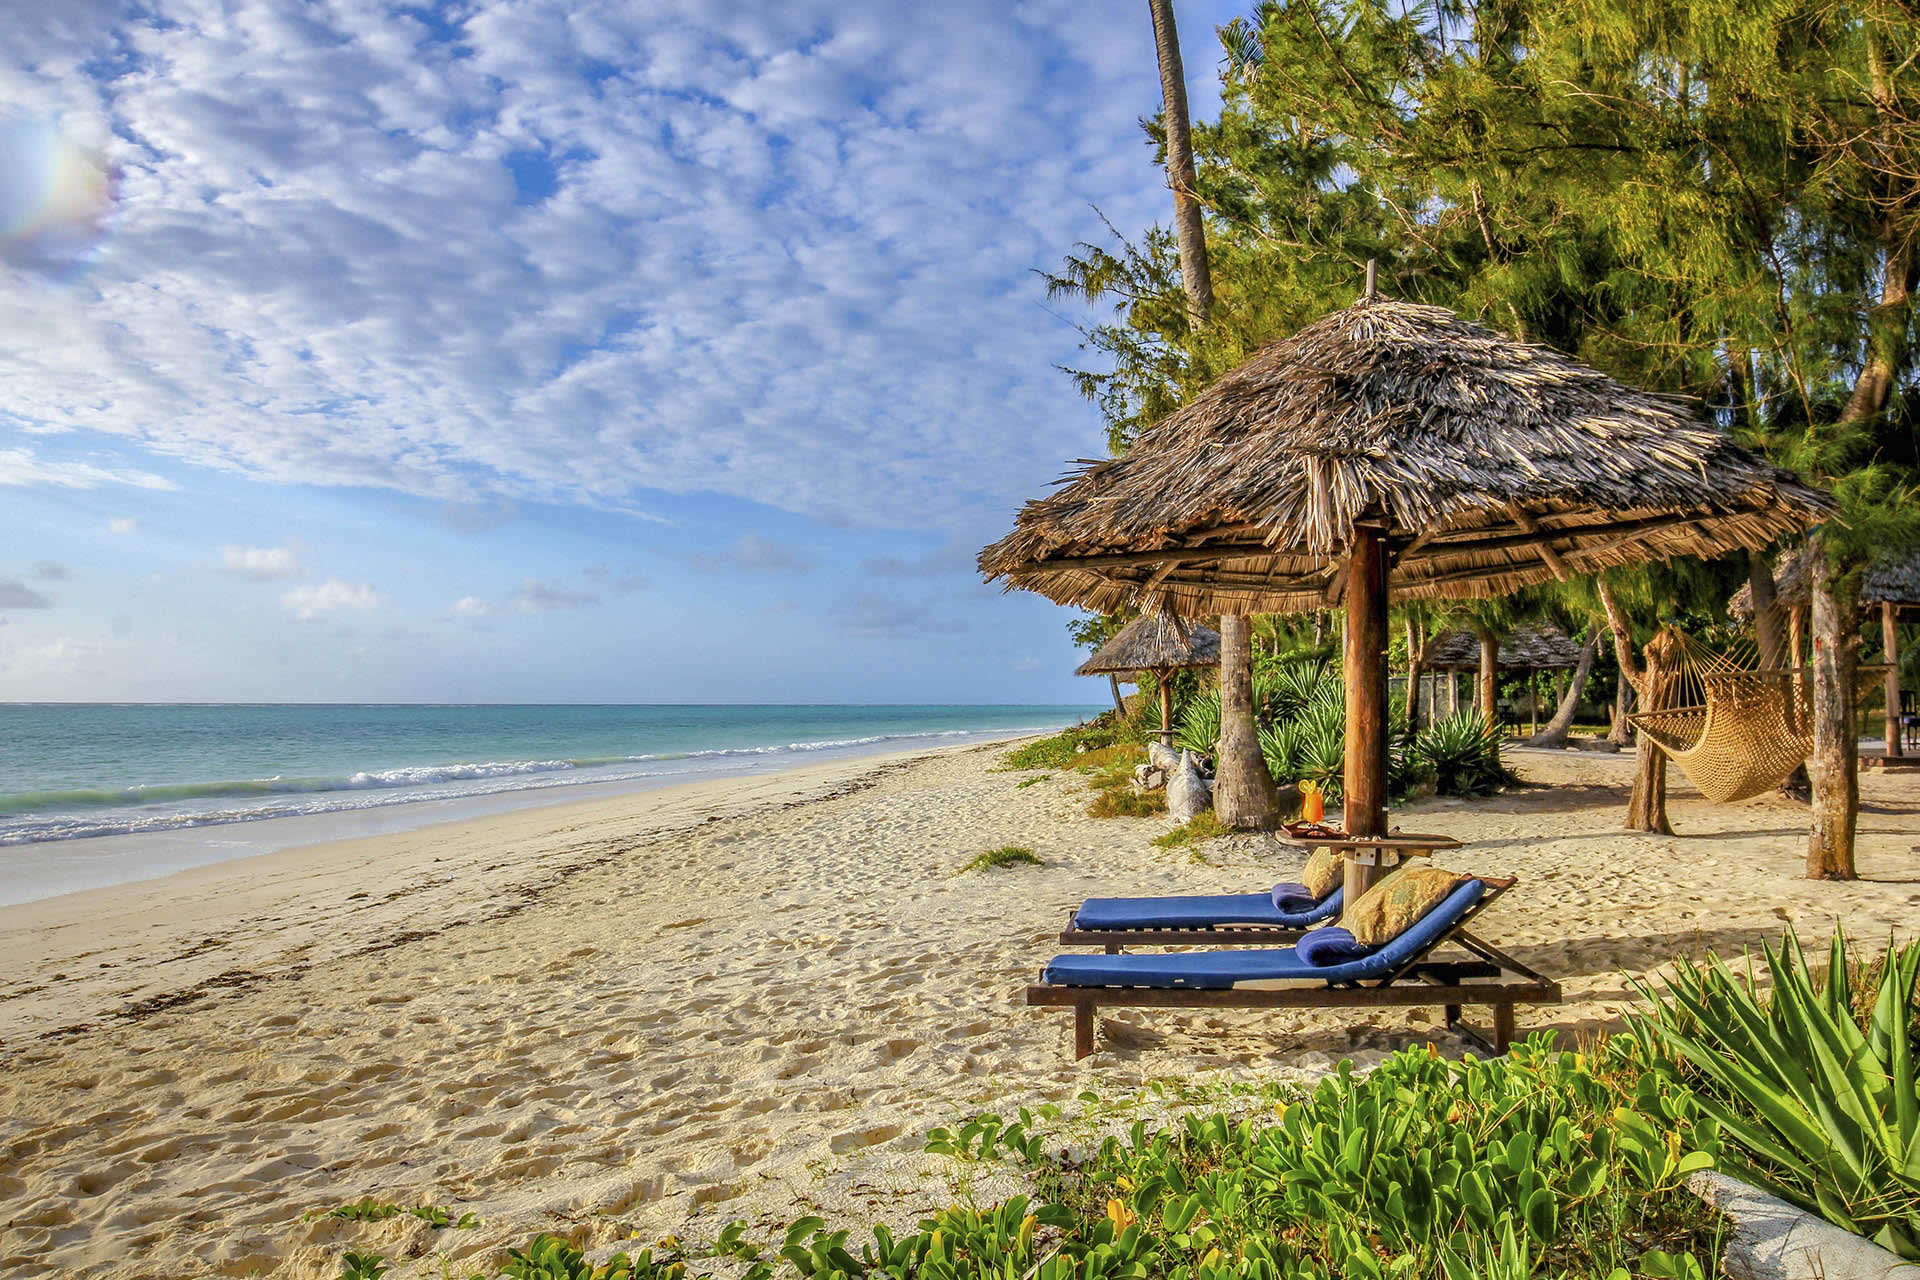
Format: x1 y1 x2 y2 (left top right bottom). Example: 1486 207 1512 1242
1 0 1241 703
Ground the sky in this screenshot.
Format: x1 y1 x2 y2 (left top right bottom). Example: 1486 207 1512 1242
1 0 1244 704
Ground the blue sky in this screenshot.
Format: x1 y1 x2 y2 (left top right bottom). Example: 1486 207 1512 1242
1 0 1243 703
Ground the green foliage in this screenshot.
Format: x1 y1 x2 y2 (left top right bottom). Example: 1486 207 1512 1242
1631 929 1920 1258
1412 713 1516 797
1015 774 1050 789
959 846 1043 874
1152 812 1234 848
316 1200 479 1229
502 1236 686 1280
1003 723 1127 771
338 1252 388 1280
1175 691 1222 758
924 1107 1057 1163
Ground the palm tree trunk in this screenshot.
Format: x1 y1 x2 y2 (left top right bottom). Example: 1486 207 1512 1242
1215 614 1281 828
1404 616 1424 731
1527 626 1601 747
1474 625 1499 727
1147 0 1213 329
1626 628 1680 834
1807 531 1859 878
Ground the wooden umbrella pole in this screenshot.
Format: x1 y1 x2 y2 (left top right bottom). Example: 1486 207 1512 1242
1158 670 1175 748
1344 526 1390 840
1883 603 1903 758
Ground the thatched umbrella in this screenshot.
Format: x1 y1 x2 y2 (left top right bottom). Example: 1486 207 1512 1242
1423 625 1585 735
1731 545 1920 755
1076 612 1221 746
982 289 1830 843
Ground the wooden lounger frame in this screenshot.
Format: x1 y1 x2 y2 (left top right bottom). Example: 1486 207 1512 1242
1028 878 1559 1060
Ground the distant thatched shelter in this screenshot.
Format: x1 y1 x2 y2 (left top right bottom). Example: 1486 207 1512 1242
1728 546 1920 618
1729 545 1920 757
983 292 1830 834
1423 625 1584 672
1076 612 1220 745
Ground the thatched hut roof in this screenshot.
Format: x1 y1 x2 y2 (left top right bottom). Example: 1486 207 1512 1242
980 297 1830 615
1422 624 1584 672
1075 612 1221 676
1728 545 1920 617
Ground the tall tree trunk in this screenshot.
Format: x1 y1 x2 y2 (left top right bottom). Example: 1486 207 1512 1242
1147 0 1213 329
1109 674 1128 718
1404 615 1425 731
1883 603 1903 758
1149 0 1274 822
1527 626 1601 747
1215 614 1281 828
1599 580 1640 745
1474 625 1500 727
1747 550 1785 669
1626 628 1680 834
1807 532 1860 878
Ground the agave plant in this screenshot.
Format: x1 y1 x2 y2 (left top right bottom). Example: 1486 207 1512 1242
1255 658 1334 725
1632 929 1920 1259
1413 712 1510 796
1175 690 1222 759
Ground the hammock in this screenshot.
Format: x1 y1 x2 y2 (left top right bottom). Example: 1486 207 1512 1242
1629 630 1884 804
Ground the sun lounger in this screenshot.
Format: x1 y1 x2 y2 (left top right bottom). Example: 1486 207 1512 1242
1060 884 1343 951
1027 876 1558 1059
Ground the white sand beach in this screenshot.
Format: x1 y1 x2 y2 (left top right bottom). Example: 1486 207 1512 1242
2 740 1918 1279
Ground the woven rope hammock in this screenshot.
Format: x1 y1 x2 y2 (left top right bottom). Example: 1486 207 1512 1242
1629 630 1884 804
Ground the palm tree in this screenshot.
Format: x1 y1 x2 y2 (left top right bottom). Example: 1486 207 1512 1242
1146 0 1280 828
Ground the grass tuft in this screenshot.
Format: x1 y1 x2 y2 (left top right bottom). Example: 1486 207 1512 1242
1152 811 1231 848
960 845 1043 873
1088 787 1167 819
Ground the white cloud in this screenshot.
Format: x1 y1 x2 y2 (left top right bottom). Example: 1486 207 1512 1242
31 561 68 580
220 542 304 581
281 579 383 621
832 592 969 637
450 596 493 617
106 517 138 535
510 580 599 612
0 2 1172 533
0 447 176 492
0 579 54 609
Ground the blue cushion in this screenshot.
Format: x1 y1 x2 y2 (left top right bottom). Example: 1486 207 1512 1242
1071 886 1342 932
1042 879 1486 989
1269 881 1317 912
1295 925 1375 968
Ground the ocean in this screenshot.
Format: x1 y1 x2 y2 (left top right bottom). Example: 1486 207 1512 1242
0 703 1098 905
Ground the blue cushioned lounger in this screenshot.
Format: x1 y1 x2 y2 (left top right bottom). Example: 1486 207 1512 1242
1026 876 1558 1060
1069 885 1342 933
1045 880 1482 989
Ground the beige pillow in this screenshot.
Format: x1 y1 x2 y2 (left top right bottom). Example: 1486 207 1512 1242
1300 847 1342 899
1342 867 1469 945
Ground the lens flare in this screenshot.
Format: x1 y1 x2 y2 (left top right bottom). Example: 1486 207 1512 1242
0 116 117 275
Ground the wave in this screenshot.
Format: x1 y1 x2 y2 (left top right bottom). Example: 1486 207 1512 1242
0 724 1057 846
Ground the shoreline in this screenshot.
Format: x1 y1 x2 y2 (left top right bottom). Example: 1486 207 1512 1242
0 736 1024 1051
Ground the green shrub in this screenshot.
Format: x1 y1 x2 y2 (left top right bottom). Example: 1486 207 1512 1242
502 1235 685 1280
1413 711 1513 796
1174 691 1222 759
1004 723 1127 770
960 846 1043 873
1632 928 1920 1258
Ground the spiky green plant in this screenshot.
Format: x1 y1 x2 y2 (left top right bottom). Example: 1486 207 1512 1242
1175 690 1222 758
1412 712 1511 796
1632 929 1920 1258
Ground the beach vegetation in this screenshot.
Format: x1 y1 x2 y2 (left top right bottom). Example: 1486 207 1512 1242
1411 713 1516 798
337 1252 390 1280
316 1200 479 1229
1014 774 1050 789
1151 812 1232 849
1075 744 1146 775
1088 786 1168 819
1630 928 1920 1258
959 846 1043 873
502 1235 685 1280
1002 721 1131 771
925 1107 1055 1163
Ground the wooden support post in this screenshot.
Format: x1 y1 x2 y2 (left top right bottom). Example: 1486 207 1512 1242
1883 603 1903 758
1789 606 1806 668
1344 527 1390 838
1527 670 1539 736
1493 1003 1517 1054
1073 999 1096 1059
1158 675 1175 749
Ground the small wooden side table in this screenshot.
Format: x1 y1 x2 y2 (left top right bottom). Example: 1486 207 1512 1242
1278 831 1464 903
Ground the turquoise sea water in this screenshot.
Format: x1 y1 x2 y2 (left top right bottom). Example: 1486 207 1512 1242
0 703 1098 850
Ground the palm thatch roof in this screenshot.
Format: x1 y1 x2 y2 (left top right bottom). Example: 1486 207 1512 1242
1075 612 1221 676
1728 545 1920 617
980 297 1831 616
1422 624 1584 672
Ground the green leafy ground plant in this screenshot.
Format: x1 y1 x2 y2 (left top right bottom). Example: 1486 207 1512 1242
1632 929 1920 1258
958 846 1042 873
